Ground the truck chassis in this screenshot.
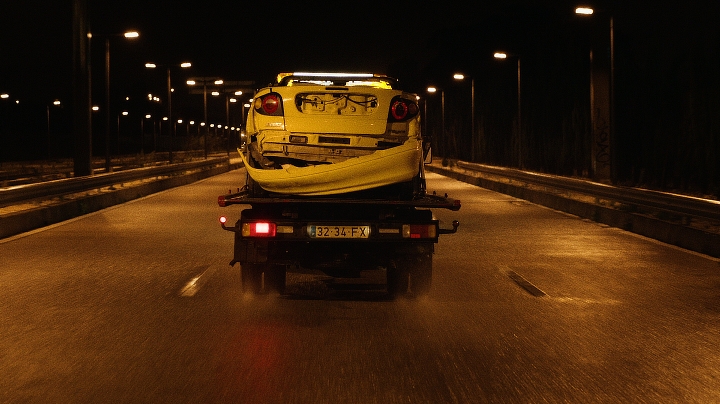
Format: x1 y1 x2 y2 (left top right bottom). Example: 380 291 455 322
219 191 460 297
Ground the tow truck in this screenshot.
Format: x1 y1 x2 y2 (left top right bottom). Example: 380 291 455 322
217 72 460 297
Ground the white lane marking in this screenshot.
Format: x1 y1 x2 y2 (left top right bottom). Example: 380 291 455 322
179 265 216 297
551 296 622 305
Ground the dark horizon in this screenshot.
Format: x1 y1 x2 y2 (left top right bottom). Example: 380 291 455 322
1 0 718 196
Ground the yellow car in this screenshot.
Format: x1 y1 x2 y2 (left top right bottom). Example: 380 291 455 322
242 72 429 198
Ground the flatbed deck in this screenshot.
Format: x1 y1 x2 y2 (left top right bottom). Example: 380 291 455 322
218 190 461 211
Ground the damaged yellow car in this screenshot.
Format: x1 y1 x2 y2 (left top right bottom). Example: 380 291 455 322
241 72 430 198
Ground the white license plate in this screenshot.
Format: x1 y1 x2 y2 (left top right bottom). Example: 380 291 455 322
308 225 370 239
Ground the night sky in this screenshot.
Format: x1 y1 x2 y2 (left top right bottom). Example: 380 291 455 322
1 1 719 194
1 0 596 100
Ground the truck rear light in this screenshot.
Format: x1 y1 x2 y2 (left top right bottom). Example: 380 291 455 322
402 224 437 239
242 222 277 237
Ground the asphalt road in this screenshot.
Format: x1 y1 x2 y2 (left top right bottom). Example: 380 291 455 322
1 170 719 403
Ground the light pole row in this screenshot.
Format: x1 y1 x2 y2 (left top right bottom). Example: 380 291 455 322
145 62 192 163
425 5 613 181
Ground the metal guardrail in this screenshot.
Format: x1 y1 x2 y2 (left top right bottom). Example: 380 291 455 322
453 161 720 223
0 157 229 207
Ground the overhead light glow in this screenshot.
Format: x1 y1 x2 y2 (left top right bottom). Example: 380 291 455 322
575 7 594 15
494 52 508 59
293 72 373 77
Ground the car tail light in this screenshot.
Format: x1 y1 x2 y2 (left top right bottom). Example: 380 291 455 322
254 93 283 116
242 222 277 237
388 96 419 122
402 224 437 239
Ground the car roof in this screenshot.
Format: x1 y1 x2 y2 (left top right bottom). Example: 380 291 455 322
276 72 397 89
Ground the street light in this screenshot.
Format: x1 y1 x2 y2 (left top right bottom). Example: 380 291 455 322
47 100 62 158
141 114 154 155
453 73 476 161
145 61 192 163
99 30 139 172
187 76 222 158
494 51 523 168
576 5 615 182
426 86 447 162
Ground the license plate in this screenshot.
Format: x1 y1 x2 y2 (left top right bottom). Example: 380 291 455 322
308 225 370 239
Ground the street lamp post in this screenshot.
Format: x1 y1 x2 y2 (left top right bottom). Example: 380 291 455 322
117 111 129 154
101 31 139 172
453 73 476 161
494 52 523 168
146 62 192 163
141 114 153 155
187 77 222 158
46 99 61 158
576 6 615 183
426 86 447 161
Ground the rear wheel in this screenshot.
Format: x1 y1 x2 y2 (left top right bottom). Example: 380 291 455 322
264 265 287 295
387 262 409 298
241 263 286 294
241 263 262 294
409 251 433 296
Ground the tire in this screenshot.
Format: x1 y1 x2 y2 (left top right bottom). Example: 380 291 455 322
264 265 287 295
409 252 432 296
241 263 262 294
387 262 409 298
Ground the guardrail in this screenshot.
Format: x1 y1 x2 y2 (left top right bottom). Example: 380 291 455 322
427 160 720 258
454 161 720 222
0 157 229 207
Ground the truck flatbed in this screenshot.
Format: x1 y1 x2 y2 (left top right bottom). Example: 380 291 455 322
218 190 462 211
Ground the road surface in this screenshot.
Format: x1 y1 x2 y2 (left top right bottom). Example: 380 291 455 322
1 170 719 403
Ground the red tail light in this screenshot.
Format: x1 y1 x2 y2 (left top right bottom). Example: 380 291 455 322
388 96 419 122
242 222 277 237
254 93 283 116
402 224 437 239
